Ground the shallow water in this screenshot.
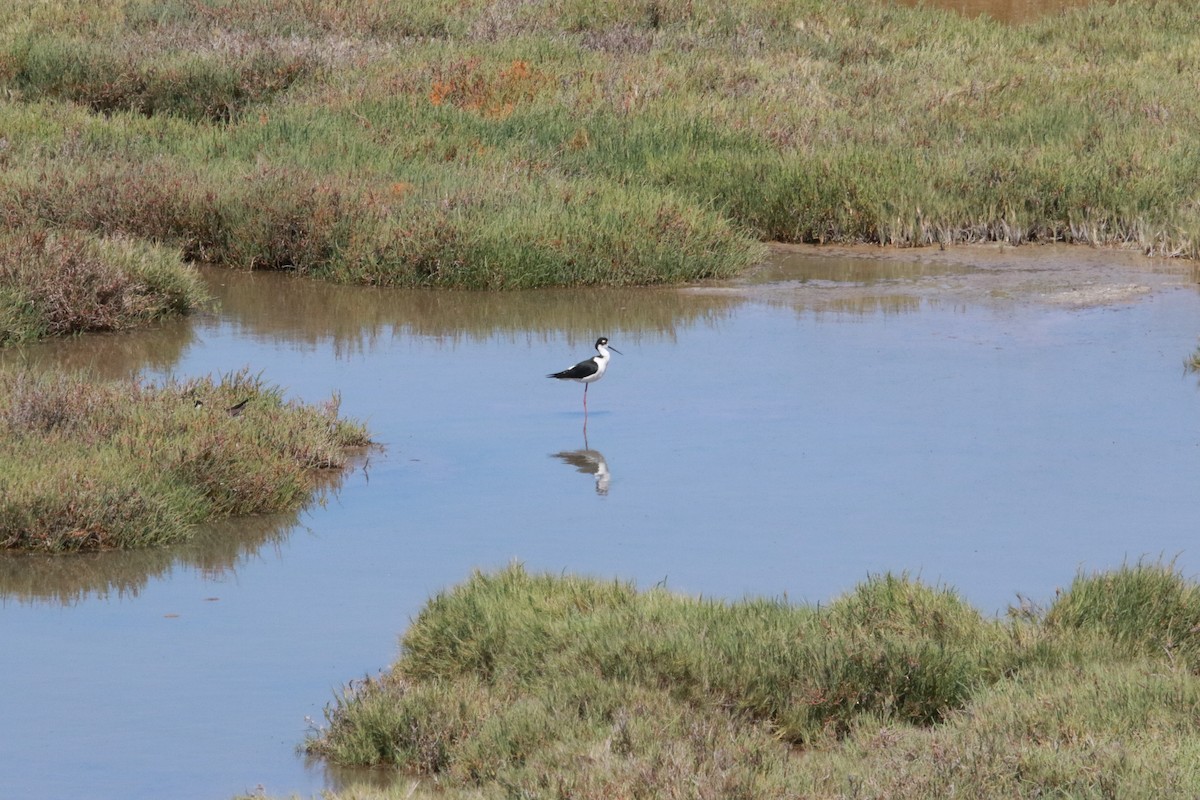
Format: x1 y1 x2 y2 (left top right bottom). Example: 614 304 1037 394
3 247 1200 799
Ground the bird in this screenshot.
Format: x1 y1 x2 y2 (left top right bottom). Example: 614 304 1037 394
224 398 250 417
192 397 251 417
547 337 621 411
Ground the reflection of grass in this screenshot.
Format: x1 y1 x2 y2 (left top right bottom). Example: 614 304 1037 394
0 368 369 552
302 561 1200 799
204 265 746 350
0 311 198 380
0 510 302 605
1187 346 1200 373
7 1 1200 289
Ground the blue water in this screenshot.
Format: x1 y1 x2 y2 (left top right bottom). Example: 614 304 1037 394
3 257 1199 799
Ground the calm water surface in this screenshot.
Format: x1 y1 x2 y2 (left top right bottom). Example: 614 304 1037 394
3 249 1200 799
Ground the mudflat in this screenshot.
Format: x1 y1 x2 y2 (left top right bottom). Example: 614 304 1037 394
701 243 1193 311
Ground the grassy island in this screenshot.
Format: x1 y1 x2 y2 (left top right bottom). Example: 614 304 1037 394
0 225 207 345
3 0 1200 295
305 562 1200 800
0 368 369 551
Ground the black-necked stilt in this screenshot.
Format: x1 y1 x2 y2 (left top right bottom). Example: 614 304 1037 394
193 397 251 417
225 398 250 417
547 337 621 411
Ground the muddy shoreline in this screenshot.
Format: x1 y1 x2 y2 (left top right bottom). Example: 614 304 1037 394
697 242 1197 312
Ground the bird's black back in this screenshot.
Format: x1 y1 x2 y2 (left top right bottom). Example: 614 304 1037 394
548 358 599 380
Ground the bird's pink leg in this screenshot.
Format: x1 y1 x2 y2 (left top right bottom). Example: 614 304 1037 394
583 383 589 412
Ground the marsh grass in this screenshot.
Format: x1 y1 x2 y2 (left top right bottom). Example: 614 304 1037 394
1043 560 1200 663
0 156 759 288
0 368 369 551
1187 344 1200 374
4 33 314 123
0 225 206 345
4 0 1200 291
306 561 1200 799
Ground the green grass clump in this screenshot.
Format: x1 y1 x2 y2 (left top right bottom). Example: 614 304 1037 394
1187 345 1200 374
0 158 758 289
0 368 369 551
4 34 313 123
1043 560 1200 663
0 225 206 346
793 658 1200 799
387 567 1000 746
305 562 1200 799
4 0 1200 290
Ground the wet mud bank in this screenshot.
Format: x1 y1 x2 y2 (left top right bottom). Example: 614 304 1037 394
702 243 1195 312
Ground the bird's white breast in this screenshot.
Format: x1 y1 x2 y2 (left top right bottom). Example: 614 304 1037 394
582 349 610 383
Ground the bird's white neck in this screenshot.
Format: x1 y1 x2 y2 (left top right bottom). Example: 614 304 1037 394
589 345 611 378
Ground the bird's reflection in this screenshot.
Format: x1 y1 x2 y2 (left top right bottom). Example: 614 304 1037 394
551 431 611 495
